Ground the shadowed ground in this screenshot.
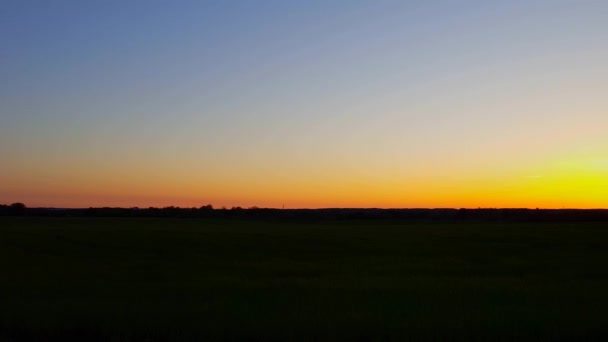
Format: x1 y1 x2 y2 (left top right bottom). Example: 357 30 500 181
1 217 607 341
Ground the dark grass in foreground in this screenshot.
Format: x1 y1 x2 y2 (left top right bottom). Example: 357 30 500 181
1 217 607 341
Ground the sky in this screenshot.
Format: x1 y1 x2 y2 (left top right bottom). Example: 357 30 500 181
1 0 607 209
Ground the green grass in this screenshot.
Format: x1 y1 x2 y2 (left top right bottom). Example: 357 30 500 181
1 217 608 340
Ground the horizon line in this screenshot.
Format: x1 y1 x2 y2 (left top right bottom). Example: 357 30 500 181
6 205 608 211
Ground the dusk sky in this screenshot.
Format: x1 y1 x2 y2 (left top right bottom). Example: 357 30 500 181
1 0 607 208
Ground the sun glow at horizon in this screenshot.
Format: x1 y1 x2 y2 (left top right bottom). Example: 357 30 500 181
3 156 606 209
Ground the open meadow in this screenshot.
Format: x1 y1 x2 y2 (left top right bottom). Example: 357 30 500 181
1 217 608 341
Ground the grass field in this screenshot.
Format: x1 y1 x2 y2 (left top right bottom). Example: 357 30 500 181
1 217 608 341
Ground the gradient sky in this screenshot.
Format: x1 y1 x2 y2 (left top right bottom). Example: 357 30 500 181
1 0 607 208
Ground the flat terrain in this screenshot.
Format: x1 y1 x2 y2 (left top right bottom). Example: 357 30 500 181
1 217 608 341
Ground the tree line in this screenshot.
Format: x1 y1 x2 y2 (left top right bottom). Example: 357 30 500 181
1 203 608 222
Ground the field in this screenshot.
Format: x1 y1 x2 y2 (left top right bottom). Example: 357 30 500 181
1 217 608 341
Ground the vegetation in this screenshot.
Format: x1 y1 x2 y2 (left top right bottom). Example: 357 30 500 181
1 217 608 341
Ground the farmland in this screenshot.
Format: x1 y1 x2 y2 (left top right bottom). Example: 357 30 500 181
1 217 608 341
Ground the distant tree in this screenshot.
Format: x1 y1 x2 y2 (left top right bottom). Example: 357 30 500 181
10 202 26 209
8 202 26 215
199 205 213 211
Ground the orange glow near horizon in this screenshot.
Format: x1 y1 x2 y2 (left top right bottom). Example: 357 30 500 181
3 156 606 209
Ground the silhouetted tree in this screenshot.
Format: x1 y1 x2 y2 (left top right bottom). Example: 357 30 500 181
8 202 26 215
10 202 25 209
